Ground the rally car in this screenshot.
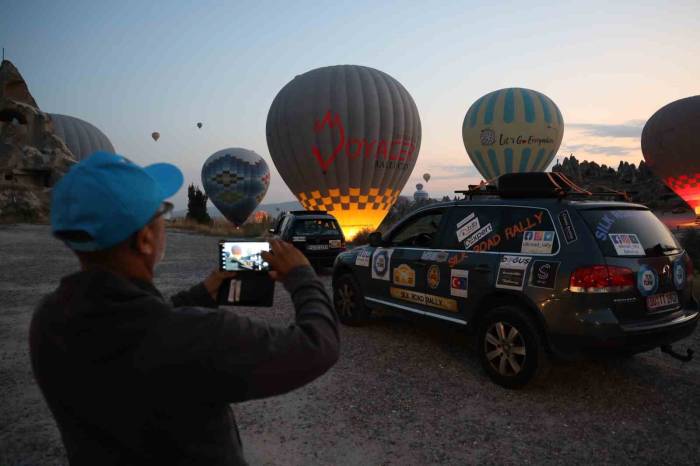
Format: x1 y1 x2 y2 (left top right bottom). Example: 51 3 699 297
270 211 346 267
331 173 698 388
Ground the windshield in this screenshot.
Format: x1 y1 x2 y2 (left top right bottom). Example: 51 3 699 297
291 218 341 236
579 208 681 257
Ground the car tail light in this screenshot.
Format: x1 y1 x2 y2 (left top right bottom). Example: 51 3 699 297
569 265 635 293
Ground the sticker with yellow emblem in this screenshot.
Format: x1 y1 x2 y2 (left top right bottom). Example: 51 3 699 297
427 265 441 289
390 287 458 312
393 264 416 287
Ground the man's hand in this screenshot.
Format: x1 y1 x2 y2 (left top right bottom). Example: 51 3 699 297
261 239 311 282
203 269 237 300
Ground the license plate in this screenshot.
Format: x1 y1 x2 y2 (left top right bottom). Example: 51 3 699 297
646 292 679 311
329 239 342 248
307 244 329 251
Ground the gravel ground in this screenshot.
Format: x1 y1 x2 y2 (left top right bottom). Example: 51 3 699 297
1 224 699 465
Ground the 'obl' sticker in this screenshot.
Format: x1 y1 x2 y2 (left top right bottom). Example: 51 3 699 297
637 265 658 296
609 233 645 256
456 214 480 242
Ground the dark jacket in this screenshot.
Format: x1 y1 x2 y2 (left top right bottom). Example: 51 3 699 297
29 266 339 465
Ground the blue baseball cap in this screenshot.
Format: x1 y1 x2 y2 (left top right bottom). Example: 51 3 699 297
51 151 183 251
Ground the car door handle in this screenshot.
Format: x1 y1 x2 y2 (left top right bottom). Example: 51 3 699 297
473 265 491 273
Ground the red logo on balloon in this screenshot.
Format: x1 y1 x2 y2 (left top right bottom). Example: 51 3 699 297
311 110 417 172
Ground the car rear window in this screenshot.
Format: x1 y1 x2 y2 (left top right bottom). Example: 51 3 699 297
291 218 341 236
579 208 680 257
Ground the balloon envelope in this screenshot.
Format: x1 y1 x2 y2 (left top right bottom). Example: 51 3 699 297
462 87 564 181
641 95 700 213
266 65 421 239
50 113 115 161
197 122 203 129
423 173 430 183
201 148 270 226
151 132 160 141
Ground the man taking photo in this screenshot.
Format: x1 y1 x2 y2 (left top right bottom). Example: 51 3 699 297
29 151 340 465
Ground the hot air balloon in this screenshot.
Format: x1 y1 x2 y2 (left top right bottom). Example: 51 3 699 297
50 114 115 161
462 88 564 181
642 95 700 215
201 148 270 226
151 132 160 141
197 122 203 129
414 183 429 201
266 65 421 239
423 173 431 183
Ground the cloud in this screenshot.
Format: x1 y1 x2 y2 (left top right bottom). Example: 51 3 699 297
560 143 637 157
426 164 481 180
568 121 644 138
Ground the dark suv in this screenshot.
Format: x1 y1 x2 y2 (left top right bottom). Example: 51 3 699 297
331 173 698 388
271 211 346 267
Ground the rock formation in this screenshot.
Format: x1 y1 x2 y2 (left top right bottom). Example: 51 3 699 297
0 60 76 221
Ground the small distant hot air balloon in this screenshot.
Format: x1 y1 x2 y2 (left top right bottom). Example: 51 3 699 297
414 183 429 201
642 95 700 215
266 65 421 239
201 148 270 226
416 183 423 190
151 132 160 141
197 122 203 129
462 88 564 181
423 173 431 183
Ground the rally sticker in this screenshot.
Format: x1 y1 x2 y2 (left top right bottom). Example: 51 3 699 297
371 248 394 280
637 265 658 296
421 251 449 262
529 261 560 289
456 212 476 229
609 233 645 256
450 269 469 298
355 249 371 267
521 231 555 254
558 210 577 243
393 264 416 288
390 287 458 312
456 215 481 242
464 223 493 249
427 264 441 289
292 236 306 242
496 255 532 290
448 252 468 268
329 239 342 248
673 260 686 290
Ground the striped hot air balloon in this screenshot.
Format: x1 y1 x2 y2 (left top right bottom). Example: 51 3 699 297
462 88 564 181
266 65 421 239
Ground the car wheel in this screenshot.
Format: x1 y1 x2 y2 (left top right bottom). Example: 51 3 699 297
477 305 548 389
333 273 370 326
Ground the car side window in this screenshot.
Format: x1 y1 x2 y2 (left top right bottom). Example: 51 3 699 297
390 211 443 247
440 206 501 250
498 206 559 254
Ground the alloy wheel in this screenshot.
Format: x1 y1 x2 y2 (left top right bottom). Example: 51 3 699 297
336 283 355 317
484 321 527 376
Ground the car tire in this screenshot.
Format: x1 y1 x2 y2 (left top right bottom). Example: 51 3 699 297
333 273 371 326
477 305 549 389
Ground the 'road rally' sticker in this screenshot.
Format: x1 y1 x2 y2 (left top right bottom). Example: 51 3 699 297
456 214 480 242
609 233 644 256
673 260 686 290
558 210 577 243
421 251 449 262
464 223 493 249
371 248 394 280
521 231 555 254
427 264 441 289
450 269 469 298
355 249 371 267
390 287 458 312
393 264 416 287
637 265 658 296
496 255 532 290
529 261 560 289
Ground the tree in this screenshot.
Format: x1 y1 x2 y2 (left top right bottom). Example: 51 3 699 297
186 184 211 224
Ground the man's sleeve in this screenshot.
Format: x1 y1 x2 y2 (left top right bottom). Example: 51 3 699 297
137 266 339 403
171 282 217 308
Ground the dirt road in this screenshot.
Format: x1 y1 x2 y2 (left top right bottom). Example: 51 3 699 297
1 225 699 465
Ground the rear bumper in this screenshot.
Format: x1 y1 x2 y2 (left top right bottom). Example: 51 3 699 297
548 308 699 357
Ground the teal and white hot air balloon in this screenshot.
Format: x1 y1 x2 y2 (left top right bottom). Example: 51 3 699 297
462 88 564 181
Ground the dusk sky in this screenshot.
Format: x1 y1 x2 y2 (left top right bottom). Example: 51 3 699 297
2 0 699 210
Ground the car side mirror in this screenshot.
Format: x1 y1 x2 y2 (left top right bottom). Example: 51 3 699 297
368 231 383 247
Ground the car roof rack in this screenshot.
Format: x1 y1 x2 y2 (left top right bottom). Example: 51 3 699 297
289 210 332 216
455 172 630 201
